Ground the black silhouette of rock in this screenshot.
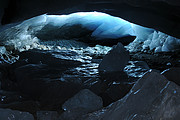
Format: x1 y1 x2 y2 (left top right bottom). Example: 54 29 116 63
60 89 103 120
98 42 130 72
81 71 180 120
62 89 103 111
36 111 59 120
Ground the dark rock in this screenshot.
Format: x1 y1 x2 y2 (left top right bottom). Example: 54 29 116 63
14 63 80 110
60 89 103 120
62 89 103 111
105 82 133 102
0 101 40 114
99 82 133 107
0 90 28 104
15 64 61 97
161 67 180 86
81 71 180 120
98 42 130 72
0 108 34 120
11 49 90 110
39 80 80 110
36 111 59 120
0 64 18 91
13 49 85 96
17 49 84 67
99 71 129 82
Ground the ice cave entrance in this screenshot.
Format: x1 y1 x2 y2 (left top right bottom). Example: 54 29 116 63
0 12 180 53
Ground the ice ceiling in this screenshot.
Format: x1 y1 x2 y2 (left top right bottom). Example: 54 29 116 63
0 12 180 53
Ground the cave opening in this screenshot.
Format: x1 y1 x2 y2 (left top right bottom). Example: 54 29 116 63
0 10 180 119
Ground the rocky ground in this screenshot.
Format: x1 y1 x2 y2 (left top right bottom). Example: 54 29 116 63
0 42 179 120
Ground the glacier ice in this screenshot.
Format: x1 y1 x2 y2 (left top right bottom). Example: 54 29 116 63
0 12 135 51
142 31 180 52
0 11 179 53
128 27 180 52
131 24 154 41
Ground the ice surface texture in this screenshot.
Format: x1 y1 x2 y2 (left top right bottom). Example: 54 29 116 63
0 12 179 52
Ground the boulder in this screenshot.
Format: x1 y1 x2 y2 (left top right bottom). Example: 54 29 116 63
161 67 180 86
81 71 180 120
62 89 103 112
98 42 130 72
0 108 34 120
60 89 103 120
36 111 59 120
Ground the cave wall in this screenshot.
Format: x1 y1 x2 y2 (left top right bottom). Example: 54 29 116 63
0 0 180 38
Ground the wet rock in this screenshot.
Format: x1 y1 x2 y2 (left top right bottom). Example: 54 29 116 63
37 111 59 120
60 89 103 120
81 71 180 120
161 67 180 86
124 61 150 78
12 49 89 109
59 62 105 96
14 49 87 89
17 49 85 67
0 108 34 120
98 42 130 72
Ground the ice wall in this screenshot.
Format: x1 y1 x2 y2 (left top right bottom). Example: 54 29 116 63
128 24 180 52
0 11 179 53
0 12 135 51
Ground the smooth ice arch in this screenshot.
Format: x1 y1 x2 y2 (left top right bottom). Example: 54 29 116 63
45 12 135 39
0 12 179 52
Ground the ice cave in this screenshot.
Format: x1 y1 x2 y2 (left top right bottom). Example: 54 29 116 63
0 0 180 120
